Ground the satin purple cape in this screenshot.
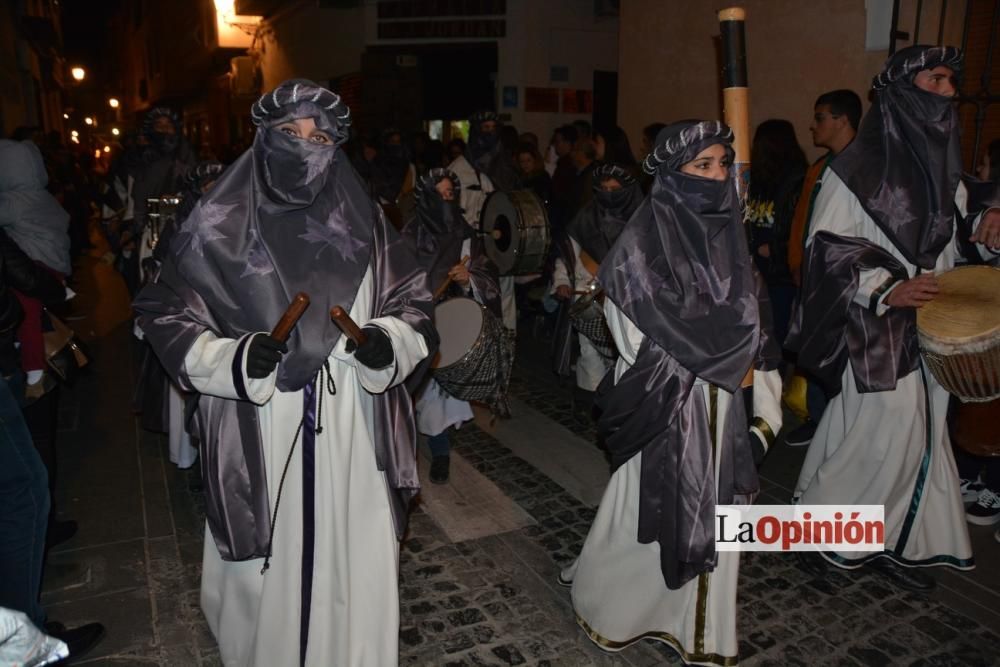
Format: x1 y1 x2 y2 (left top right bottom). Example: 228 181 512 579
786 231 919 397
134 147 436 560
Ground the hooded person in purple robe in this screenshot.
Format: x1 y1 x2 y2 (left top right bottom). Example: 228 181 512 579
561 121 783 663
788 46 999 594
133 80 437 666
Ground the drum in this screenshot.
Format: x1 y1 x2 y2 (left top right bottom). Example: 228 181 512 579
568 284 616 362
482 190 551 275
916 265 1000 403
432 297 514 417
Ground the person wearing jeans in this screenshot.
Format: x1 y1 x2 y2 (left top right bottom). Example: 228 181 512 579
0 372 48 627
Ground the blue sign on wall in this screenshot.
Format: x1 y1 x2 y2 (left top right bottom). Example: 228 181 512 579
502 86 518 109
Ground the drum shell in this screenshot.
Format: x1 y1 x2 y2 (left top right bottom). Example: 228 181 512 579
917 265 1000 403
432 299 514 413
482 190 551 275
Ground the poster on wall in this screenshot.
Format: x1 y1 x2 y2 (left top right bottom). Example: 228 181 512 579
524 87 559 113
561 89 593 114
502 86 518 109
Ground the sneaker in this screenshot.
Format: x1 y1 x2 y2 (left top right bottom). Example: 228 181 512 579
784 420 817 447
966 488 1000 526
429 456 450 485
959 477 986 503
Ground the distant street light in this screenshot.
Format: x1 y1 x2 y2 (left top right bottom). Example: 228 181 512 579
62 113 69 119
111 128 120 136
70 135 79 144
71 67 86 81
94 149 101 158
70 130 79 137
108 98 120 109
84 117 94 126
103 145 111 153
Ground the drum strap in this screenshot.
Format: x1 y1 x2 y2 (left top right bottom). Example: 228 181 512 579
579 249 600 278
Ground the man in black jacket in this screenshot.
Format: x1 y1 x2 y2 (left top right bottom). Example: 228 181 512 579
0 229 104 659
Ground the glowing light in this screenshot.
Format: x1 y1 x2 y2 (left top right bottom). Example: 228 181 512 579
62 113 69 119
214 0 261 48
111 128 120 136
94 150 101 158
71 67 85 81
108 98 120 109
103 145 111 153
70 130 79 137
70 135 79 144
84 117 93 126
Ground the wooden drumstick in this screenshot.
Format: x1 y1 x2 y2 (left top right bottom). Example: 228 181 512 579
330 306 368 347
432 255 471 301
270 293 310 343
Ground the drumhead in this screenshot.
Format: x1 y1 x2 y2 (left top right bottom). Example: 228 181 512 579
434 297 485 368
482 192 521 274
918 266 1000 352
483 190 550 274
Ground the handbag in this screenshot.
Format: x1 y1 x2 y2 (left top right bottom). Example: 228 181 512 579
42 310 88 383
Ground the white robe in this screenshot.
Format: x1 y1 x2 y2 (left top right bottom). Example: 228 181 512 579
551 237 608 392
564 301 782 665
794 172 994 569
186 266 429 667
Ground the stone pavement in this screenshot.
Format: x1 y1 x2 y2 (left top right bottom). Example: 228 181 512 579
38 255 1000 666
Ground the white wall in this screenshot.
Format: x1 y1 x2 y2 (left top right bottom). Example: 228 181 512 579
498 0 619 142
256 5 365 92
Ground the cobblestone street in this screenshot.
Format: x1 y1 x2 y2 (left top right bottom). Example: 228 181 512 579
38 256 1000 666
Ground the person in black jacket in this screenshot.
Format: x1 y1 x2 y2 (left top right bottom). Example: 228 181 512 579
0 229 104 659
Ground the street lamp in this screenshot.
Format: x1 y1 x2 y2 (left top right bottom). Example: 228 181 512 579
111 128 120 136
103 145 111 153
71 67 86 81
108 98 120 109
62 113 69 119
70 130 79 137
84 117 94 126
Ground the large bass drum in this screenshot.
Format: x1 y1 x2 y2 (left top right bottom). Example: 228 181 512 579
481 190 550 275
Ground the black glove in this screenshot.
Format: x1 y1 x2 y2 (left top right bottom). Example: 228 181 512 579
246 334 288 379
345 326 394 370
750 429 768 467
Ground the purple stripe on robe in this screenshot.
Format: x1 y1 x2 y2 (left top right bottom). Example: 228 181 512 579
299 379 317 666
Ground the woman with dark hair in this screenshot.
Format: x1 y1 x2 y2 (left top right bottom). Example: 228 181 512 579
515 141 552 204
747 119 807 345
593 125 638 173
560 121 782 663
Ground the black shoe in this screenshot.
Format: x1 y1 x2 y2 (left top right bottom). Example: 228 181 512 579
46 520 78 549
795 551 828 578
867 558 936 593
784 420 817 447
429 456 450 484
46 621 105 662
